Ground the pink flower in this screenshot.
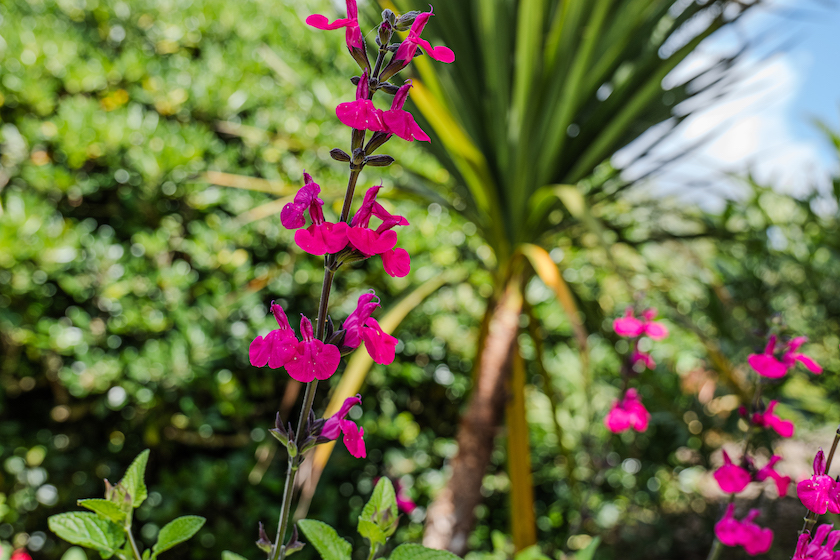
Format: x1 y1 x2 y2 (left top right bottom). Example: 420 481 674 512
250 302 299 369
756 455 791 497
748 335 822 379
336 71 388 133
11 551 33 560
285 315 342 383
322 395 366 458
347 186 411 277
380 81 430 142
631 348 655 370
714 504 773 555
714 450 752 494
752 400 795 438
306 0 370 71
281 173 349 255
342 292 399 365
794 524 840 560
798 449 840 515
612 308 668 340
394 479 417 514
380 6 454 80
604 388 650 433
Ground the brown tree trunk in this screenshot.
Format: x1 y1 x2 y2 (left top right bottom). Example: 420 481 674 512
423 278 523 555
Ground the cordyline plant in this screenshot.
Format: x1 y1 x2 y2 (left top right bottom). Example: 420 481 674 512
46 3 460 560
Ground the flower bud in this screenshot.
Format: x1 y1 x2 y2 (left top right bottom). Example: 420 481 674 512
382 9 396 26
378 21 393 47
395 11 420 31
256 522 273 554
330 148 351 162
285 526 306 557
365 155 395 167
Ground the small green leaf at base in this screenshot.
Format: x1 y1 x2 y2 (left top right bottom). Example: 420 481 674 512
151 515 205 558
222 552 249 560
78 499 127 525
119 450 150 509
389 544 460 560
358 478 398 546
298 519 352 560
48 512 126 559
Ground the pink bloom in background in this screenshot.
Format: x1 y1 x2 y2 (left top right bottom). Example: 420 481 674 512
748 335 822 379
285 315 342 383
794 524 840 560
714 450 751 494
714 504 773 555
250 302 299 369
631 348 655 370
381 81 430 142
394 479 417 514
752 400 795 438
613 308 668 340
342 292 399 365
380 6 454 80
604 388 650 433
11 551 33 560
798 449 840 515
756 455 791 497
322 395 366 458
336 71 388 133
347 186 411 277
281 173 349 255
306 0 369 71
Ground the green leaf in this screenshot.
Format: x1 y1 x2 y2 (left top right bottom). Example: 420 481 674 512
60 547 88 560
574 537 601 560
222 553 249 560
151 515 205 558
514 545 551 560
358 478 398 545
298 519 351 560
48 512 126 559
389 544 461 560
119 449 150 509
78 499 127 525
143 550 151 560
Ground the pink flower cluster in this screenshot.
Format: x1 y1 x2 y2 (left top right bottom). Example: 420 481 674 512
794 525 840 560
713 450 790 497
798 449 840 515
321 395 366 458
337 76 429 142
281 174 411 278
714 504 773 555
748 335 822 378
604 389 649 433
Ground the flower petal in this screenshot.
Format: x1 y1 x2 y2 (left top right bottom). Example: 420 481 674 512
613 316 644 337
381 248 411 278
305 14 351 30
361 317 398 365
748 353 788 378
339 419 366 458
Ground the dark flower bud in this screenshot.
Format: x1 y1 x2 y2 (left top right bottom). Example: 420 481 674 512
386 42 401 52
365 155 395 167
395 11 420 31
364 131 392 156
352 148 366 166
256 522 273 554
382 9 396 26
328 329 347 348
325 315 335 340
330 148 351 162
378 82 400 95
378 21 393 47
286 526 306 557
299 435 320 455
350 76 361 86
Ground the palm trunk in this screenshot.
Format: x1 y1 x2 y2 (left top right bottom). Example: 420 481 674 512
423 277 523 555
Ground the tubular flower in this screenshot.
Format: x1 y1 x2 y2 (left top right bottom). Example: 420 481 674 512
281 173 349 255
714 450 752 494
714 504 773 555
250 302 299 369
748 335 822 379
612 308 668 340
305 0 370 71
347 186 411 277
336 71 388 133
380 6 454 81
380 81 430 142
794 525 840 560
756 455 791 497
284 315 342 383
342 291 399 365
321 395 366 458
752 400 795 438
604 388 650 433
798 449 840 515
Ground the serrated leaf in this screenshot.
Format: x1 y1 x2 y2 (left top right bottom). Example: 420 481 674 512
389 544 460 560
119 449 150 509
356 518 386 548
48 512 126 559
151 515 205 558
298 519 351 560
78 499 127 525
358 478 397 544
222 552 249 560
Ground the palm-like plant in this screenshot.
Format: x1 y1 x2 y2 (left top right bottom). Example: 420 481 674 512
378 0 766 553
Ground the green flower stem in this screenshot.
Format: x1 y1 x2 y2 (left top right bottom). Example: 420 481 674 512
705 538 723 560
127 528 143 560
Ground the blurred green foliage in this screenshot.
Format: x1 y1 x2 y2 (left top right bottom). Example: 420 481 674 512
2 1 840 560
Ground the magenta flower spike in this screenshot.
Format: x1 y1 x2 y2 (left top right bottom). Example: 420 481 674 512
748 335 822 379
714 504 773 555
381 81 431 142
752 400 795 438
755 455 791 497
250 302 300 369
604 388 650 433
380 6 454 81
336 71 389 133
794 525 840 560
612 307 668 340
346 186 412 277
284 315 342 383
305 0 370 72
342 291 399 365
798 449 840 515
281 173 349 256
713 450 752 494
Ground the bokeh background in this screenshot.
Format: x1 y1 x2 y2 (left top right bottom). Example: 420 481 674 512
2 0 840 559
